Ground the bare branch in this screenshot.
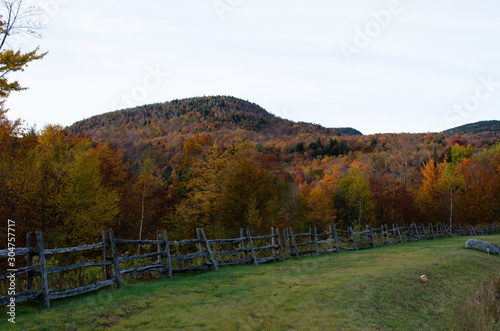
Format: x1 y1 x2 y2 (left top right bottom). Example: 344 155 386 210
0 0 45 51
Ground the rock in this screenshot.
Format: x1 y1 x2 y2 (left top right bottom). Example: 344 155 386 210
465 239 500 254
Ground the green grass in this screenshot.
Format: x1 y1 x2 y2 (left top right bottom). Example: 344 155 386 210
2 234 500 330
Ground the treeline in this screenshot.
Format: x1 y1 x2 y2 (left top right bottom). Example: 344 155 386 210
1 108 499 251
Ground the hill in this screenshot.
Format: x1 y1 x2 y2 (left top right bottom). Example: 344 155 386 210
68 96 361 164
444 120 500 135
70 96 362 137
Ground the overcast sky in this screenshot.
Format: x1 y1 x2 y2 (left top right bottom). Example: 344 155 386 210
4 0 500 135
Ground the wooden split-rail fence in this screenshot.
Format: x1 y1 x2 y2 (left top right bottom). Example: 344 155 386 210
1 222 498 308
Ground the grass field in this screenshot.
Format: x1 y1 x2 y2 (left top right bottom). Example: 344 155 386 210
2 234 499 330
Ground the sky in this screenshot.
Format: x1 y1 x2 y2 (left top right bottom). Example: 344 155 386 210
4 0 500 135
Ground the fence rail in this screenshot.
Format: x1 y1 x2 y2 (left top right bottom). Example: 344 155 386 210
0 222 498 308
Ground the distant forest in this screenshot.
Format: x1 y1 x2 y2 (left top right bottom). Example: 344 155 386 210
1 96 499 248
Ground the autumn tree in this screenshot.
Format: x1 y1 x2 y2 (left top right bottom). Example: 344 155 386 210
387 134 419 188
1 125 127 247
217 145 285 236
0 107 22 220
12 125 67 235
174 136 226 236
305 165 341 231
95 142 128 190
415 158 445 222
416 145 474 226
439 145 472 226
453 158 498 225
0 0 46 99
337 162 375 227
61 139 120 245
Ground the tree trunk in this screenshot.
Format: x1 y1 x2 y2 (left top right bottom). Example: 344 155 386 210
449 187 453 229
138 183 146 255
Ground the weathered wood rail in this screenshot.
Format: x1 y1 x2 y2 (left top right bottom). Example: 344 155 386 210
0 222 497 308
0 227 285 307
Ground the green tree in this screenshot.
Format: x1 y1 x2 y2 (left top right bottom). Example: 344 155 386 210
339 162 375 227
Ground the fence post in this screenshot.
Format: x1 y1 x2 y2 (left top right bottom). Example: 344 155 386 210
271 227 278 260
350 227 358 250
289 228 300 259
314 228 319 257
200 228 218 271
103 231 111 280
26 232 34 292
276 228 286 262
163 230 173 280
283 228 291 260
383 224 389 245
411 223 418 241
197 228 208 264
403 223 410 240
328 225 335 252
333 225 340 253
108 229 123 289
36 232 50 308
387 225 392 245
396 224 403 244
309 228 314 256
368 225 376 248
246 228 258 266
421 224 427 240
240 228 249 260
157 231 164 278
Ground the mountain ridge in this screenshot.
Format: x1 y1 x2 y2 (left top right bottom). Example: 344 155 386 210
443 120 500 135
69 96 499 138
67 96 499 167
69 96 362 136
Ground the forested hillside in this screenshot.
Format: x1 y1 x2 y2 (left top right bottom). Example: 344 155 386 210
444 120 500 136
68 96 361 167
1 96 499 249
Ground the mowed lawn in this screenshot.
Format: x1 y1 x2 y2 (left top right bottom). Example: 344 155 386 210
3 234 500 330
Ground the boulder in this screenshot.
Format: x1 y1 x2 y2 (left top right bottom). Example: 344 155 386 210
465 239 500 254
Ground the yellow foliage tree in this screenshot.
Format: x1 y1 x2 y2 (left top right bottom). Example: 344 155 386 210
305 165 341 231
61 139 119 245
